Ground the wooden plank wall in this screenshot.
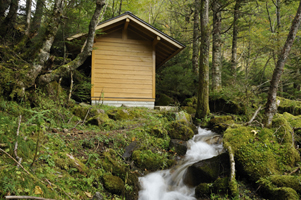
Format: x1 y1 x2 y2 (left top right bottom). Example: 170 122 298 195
91 32 154 101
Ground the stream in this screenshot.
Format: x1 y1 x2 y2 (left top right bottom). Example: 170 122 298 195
138 127 224 200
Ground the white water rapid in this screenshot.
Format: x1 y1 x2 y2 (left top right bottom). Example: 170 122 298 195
138 127 224 200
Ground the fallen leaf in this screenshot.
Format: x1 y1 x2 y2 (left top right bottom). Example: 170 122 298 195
132 137 135 142
85 192 92 198
34 186 43 195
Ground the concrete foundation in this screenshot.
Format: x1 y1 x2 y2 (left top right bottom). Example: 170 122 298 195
92 100 155 109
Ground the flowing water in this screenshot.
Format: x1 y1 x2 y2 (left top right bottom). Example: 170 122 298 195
138 127 224 200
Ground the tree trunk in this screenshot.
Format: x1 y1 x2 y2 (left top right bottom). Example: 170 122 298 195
192 0 200 74
212 0 222 91
118 0 122 15
231 0 241 76
25 0 32 36
0 0 19 36
30 0 45 35
264 0 301 127
38 0 106 85
0 0 11 20
196 0 210 119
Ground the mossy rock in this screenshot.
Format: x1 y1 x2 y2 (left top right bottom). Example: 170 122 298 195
149 125 168 138
132 150 171 171
167 119 194 141
169 139 187 156
224 124 300 182
272 114 294 144
257 177 299 200
195 183 212 198
278 97 301 116
87 113 111 126
183 97 197 108
209 116 234 134
156 94 174 106
181 106 196 114
102 174 124 195
106 109 135 120
212 177 229 194
72 105 100 120
102 149 127 178
265 175 301 193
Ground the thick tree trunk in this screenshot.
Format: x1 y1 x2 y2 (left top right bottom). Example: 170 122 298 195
212 0 222 91
0 0 11 20
0 0 19 36
264 0 301 127
38 0 106 85
196 0 210 119
192 0 200 74
231 0 241 76
30 0 45 34
25 0 32 36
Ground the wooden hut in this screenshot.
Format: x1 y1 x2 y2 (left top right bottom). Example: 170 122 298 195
67 12 185 108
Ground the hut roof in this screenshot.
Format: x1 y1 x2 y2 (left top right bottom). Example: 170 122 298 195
67 12 185 68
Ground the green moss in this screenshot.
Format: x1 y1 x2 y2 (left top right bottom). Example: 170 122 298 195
167 119 194 141
213 177 229 194
224 123 300 182
181 106 196 114
106 109 135 120
266 175 301 193
209 116 234 134
150 125 168 138
229 179 239 197
53 153 89 174
132 150 171 171
278 97 301 116
87 113 111 126
257 178 299 200
102 174 124 195
195 183 212 198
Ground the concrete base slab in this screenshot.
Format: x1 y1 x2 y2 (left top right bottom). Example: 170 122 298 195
92 100 154 109
154 106 179 112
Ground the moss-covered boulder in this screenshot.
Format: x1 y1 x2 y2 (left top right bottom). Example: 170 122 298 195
223 121 300 183
149 125 168 138
195 183 212 198
169 139 187 156
87 113 111 126
106 109 135 120
209 115 234 134
167 119 194 141
257 177 299 200
181 106 196 115
212 177 229 194
102 149 127 178
72 105 101 119
278 97 301 116
102 174 124 195
132 150 173 171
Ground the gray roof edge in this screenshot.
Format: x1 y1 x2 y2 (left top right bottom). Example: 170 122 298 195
97 11 186 48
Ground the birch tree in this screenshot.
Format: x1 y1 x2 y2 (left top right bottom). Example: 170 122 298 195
264 0 301 127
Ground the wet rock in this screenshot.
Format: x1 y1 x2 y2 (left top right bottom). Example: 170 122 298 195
183 152 230 187
169 139 187 156
92 192 104 200
204 135 223 145
102 174 124 195
123 141 138 159
167 120 194 141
